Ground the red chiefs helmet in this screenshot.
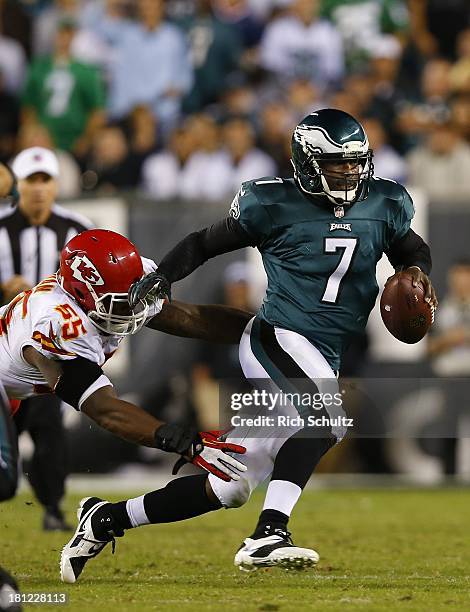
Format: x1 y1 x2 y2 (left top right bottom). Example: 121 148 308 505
58 229 148 336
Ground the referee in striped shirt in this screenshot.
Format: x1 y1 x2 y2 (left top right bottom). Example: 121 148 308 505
1 147 93 531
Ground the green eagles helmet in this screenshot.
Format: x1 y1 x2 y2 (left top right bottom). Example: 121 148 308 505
291 108 374 207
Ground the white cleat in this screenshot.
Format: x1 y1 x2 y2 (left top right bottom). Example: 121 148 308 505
60 497 122 584
234 530 319 572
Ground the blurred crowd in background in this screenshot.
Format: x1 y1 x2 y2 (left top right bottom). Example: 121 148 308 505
1 0 470 208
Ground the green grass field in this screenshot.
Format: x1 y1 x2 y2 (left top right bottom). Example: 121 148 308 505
2 488 470 611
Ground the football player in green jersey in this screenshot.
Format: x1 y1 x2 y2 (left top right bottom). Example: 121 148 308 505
64 110 437 576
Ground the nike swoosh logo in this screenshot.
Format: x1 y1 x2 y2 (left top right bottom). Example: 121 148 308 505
86 543 105 555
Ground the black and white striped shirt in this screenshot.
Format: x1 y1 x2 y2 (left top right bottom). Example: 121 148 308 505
0 204 93 293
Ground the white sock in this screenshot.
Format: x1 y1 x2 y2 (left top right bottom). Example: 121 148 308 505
262 480 302 517
126 495 150 528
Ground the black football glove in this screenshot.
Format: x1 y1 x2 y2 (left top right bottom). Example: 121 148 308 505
128 271 171 310
154 423 197 455
154 424 247 482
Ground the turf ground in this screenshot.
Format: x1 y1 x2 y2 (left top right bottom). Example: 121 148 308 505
2 488 470 611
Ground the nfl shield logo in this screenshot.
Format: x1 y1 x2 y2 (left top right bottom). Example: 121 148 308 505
334 206 345 219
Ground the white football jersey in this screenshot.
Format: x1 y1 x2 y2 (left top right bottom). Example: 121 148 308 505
0 259 162 403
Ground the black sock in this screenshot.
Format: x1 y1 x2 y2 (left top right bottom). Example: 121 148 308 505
251 509 289 539
108 500 132 531
110 475 222 530
271 433 336 488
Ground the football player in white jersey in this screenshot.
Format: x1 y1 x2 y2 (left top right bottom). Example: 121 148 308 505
0 227 249 480
0 226 253 586
0 162 253 594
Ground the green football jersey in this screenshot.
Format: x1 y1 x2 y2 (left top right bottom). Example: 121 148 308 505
321 0 408 70
230 176 414 370
22 57 105 151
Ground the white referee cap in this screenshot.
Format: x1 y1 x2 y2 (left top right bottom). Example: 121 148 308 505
12 147 59 179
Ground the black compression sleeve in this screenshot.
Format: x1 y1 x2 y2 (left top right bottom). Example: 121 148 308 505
386 229 432 275
158 217 254 283
54 357 105 410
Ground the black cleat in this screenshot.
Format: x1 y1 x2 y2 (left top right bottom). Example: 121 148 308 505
60 497 123 583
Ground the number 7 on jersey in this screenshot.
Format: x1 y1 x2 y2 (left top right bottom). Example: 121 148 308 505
321 238 358 304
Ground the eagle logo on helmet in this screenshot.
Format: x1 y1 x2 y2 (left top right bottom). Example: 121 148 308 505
70 255 104 286
293 125 323 156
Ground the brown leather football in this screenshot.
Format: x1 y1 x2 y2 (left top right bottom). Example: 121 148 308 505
380 272 434 344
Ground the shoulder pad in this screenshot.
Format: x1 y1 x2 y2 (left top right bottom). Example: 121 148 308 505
31 300 104 364
370 176 408 202
248 177 294 203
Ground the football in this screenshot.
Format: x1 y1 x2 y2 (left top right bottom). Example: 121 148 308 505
380 272 434 344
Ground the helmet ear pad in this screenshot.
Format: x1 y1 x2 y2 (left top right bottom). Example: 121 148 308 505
292 156 323 195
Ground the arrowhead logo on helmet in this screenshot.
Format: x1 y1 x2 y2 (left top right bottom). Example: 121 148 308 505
70 255 105 286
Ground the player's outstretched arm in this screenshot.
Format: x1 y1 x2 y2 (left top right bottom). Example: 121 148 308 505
129 217 254 308
80 389 246 481
81 386 164 446
81 388 247 481
146 300 253 344
23 345 163 446
22 346 246 481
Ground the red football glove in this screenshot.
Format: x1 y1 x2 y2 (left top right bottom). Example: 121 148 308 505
172 430 247 482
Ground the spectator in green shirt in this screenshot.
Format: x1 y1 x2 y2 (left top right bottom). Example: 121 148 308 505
21 18 105 160
182 0 243 113
321 0 409 71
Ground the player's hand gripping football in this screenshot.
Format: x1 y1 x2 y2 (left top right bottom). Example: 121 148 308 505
154 424 247 482
387 267 438 310
128 271 171 309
